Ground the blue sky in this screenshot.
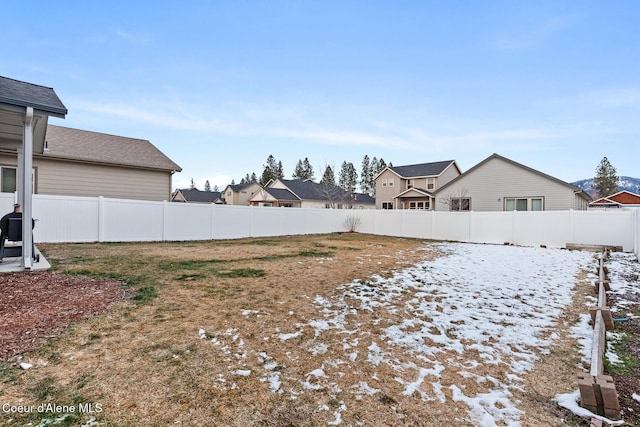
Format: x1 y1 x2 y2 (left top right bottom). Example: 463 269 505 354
2 1 639 190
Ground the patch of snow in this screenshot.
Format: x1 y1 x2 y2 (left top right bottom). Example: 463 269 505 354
632 393 640 403
451 384 521 427
327 402 346 425
556 390 626 426
234 369 251 376
279 331 302 342
19 362 32 370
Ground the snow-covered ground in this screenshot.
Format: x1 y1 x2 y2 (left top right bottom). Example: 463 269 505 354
199 242 634 426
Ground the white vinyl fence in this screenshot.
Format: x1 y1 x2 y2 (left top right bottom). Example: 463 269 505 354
2 193 639 256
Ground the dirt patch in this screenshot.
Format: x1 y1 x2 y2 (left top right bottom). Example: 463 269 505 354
0 272 125 362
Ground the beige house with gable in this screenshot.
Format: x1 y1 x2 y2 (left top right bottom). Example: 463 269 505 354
433 153 591 211
0 124 181 201
374 160 461 209
221 182 262 205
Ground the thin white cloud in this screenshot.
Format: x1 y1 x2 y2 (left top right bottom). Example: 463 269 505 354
70 97 569 157
490 14 579 50
114 29 150 45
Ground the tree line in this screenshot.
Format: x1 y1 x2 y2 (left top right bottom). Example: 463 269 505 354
235 154 392 196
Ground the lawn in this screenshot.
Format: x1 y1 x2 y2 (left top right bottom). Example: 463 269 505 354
0 233 636 426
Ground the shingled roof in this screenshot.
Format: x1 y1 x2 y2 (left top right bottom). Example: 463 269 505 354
279 179 350 201
0 76 67 117
42 125 181 172
264 187 299 201
173 188 223 203
388 160 457 178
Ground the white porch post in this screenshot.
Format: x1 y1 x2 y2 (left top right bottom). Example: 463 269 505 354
21 107 34 268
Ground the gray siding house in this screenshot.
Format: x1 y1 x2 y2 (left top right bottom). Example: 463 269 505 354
433 153 592 211
0 124 181 201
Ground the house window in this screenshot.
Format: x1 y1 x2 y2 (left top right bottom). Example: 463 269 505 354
427 177 435 190
1 167 16 193
450 197 471 211
388 178 394 187
382 179 387 187
504 197 544 211
409 201 427 210
280 203 293 207
382 202 393 210
408 179 414 189
0 167 35 193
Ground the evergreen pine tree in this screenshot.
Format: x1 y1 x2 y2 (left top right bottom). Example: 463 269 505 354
204 180 211 192
592 157 619 197
302 157 315 180
320 165 336 186
292 160 305 179
339 161 358 193
260 155 284 185
377 158 387 174
360 155 371 194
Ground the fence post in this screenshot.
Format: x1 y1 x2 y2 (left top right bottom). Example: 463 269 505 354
469 210 475 243
569 209 575 245
431 210 436 240
162 201 168 241
210 203 215 240
98 196 105 242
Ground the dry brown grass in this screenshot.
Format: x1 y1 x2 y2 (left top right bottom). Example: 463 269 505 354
0 234 594 426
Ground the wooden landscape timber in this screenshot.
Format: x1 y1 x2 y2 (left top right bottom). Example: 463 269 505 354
578 249 622 421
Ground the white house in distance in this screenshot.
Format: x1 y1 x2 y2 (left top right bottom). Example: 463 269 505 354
433 153 592 211
249 178 375 209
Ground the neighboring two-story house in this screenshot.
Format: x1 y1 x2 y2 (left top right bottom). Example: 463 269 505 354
374 160 461 209
221 182 262 206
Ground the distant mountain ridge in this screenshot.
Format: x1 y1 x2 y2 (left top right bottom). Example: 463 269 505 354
571 176 640 197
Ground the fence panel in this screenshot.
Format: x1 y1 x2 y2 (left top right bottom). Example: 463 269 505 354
211 205 254 239
20 193 638 254
102 198 164 242
471 212 513 245
399 210 433 239
635 210 640 259
372 209 405 237
573 210 635 250
512 211 571 248
431 212 471 242
33 194 100 243
165 203 213 241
